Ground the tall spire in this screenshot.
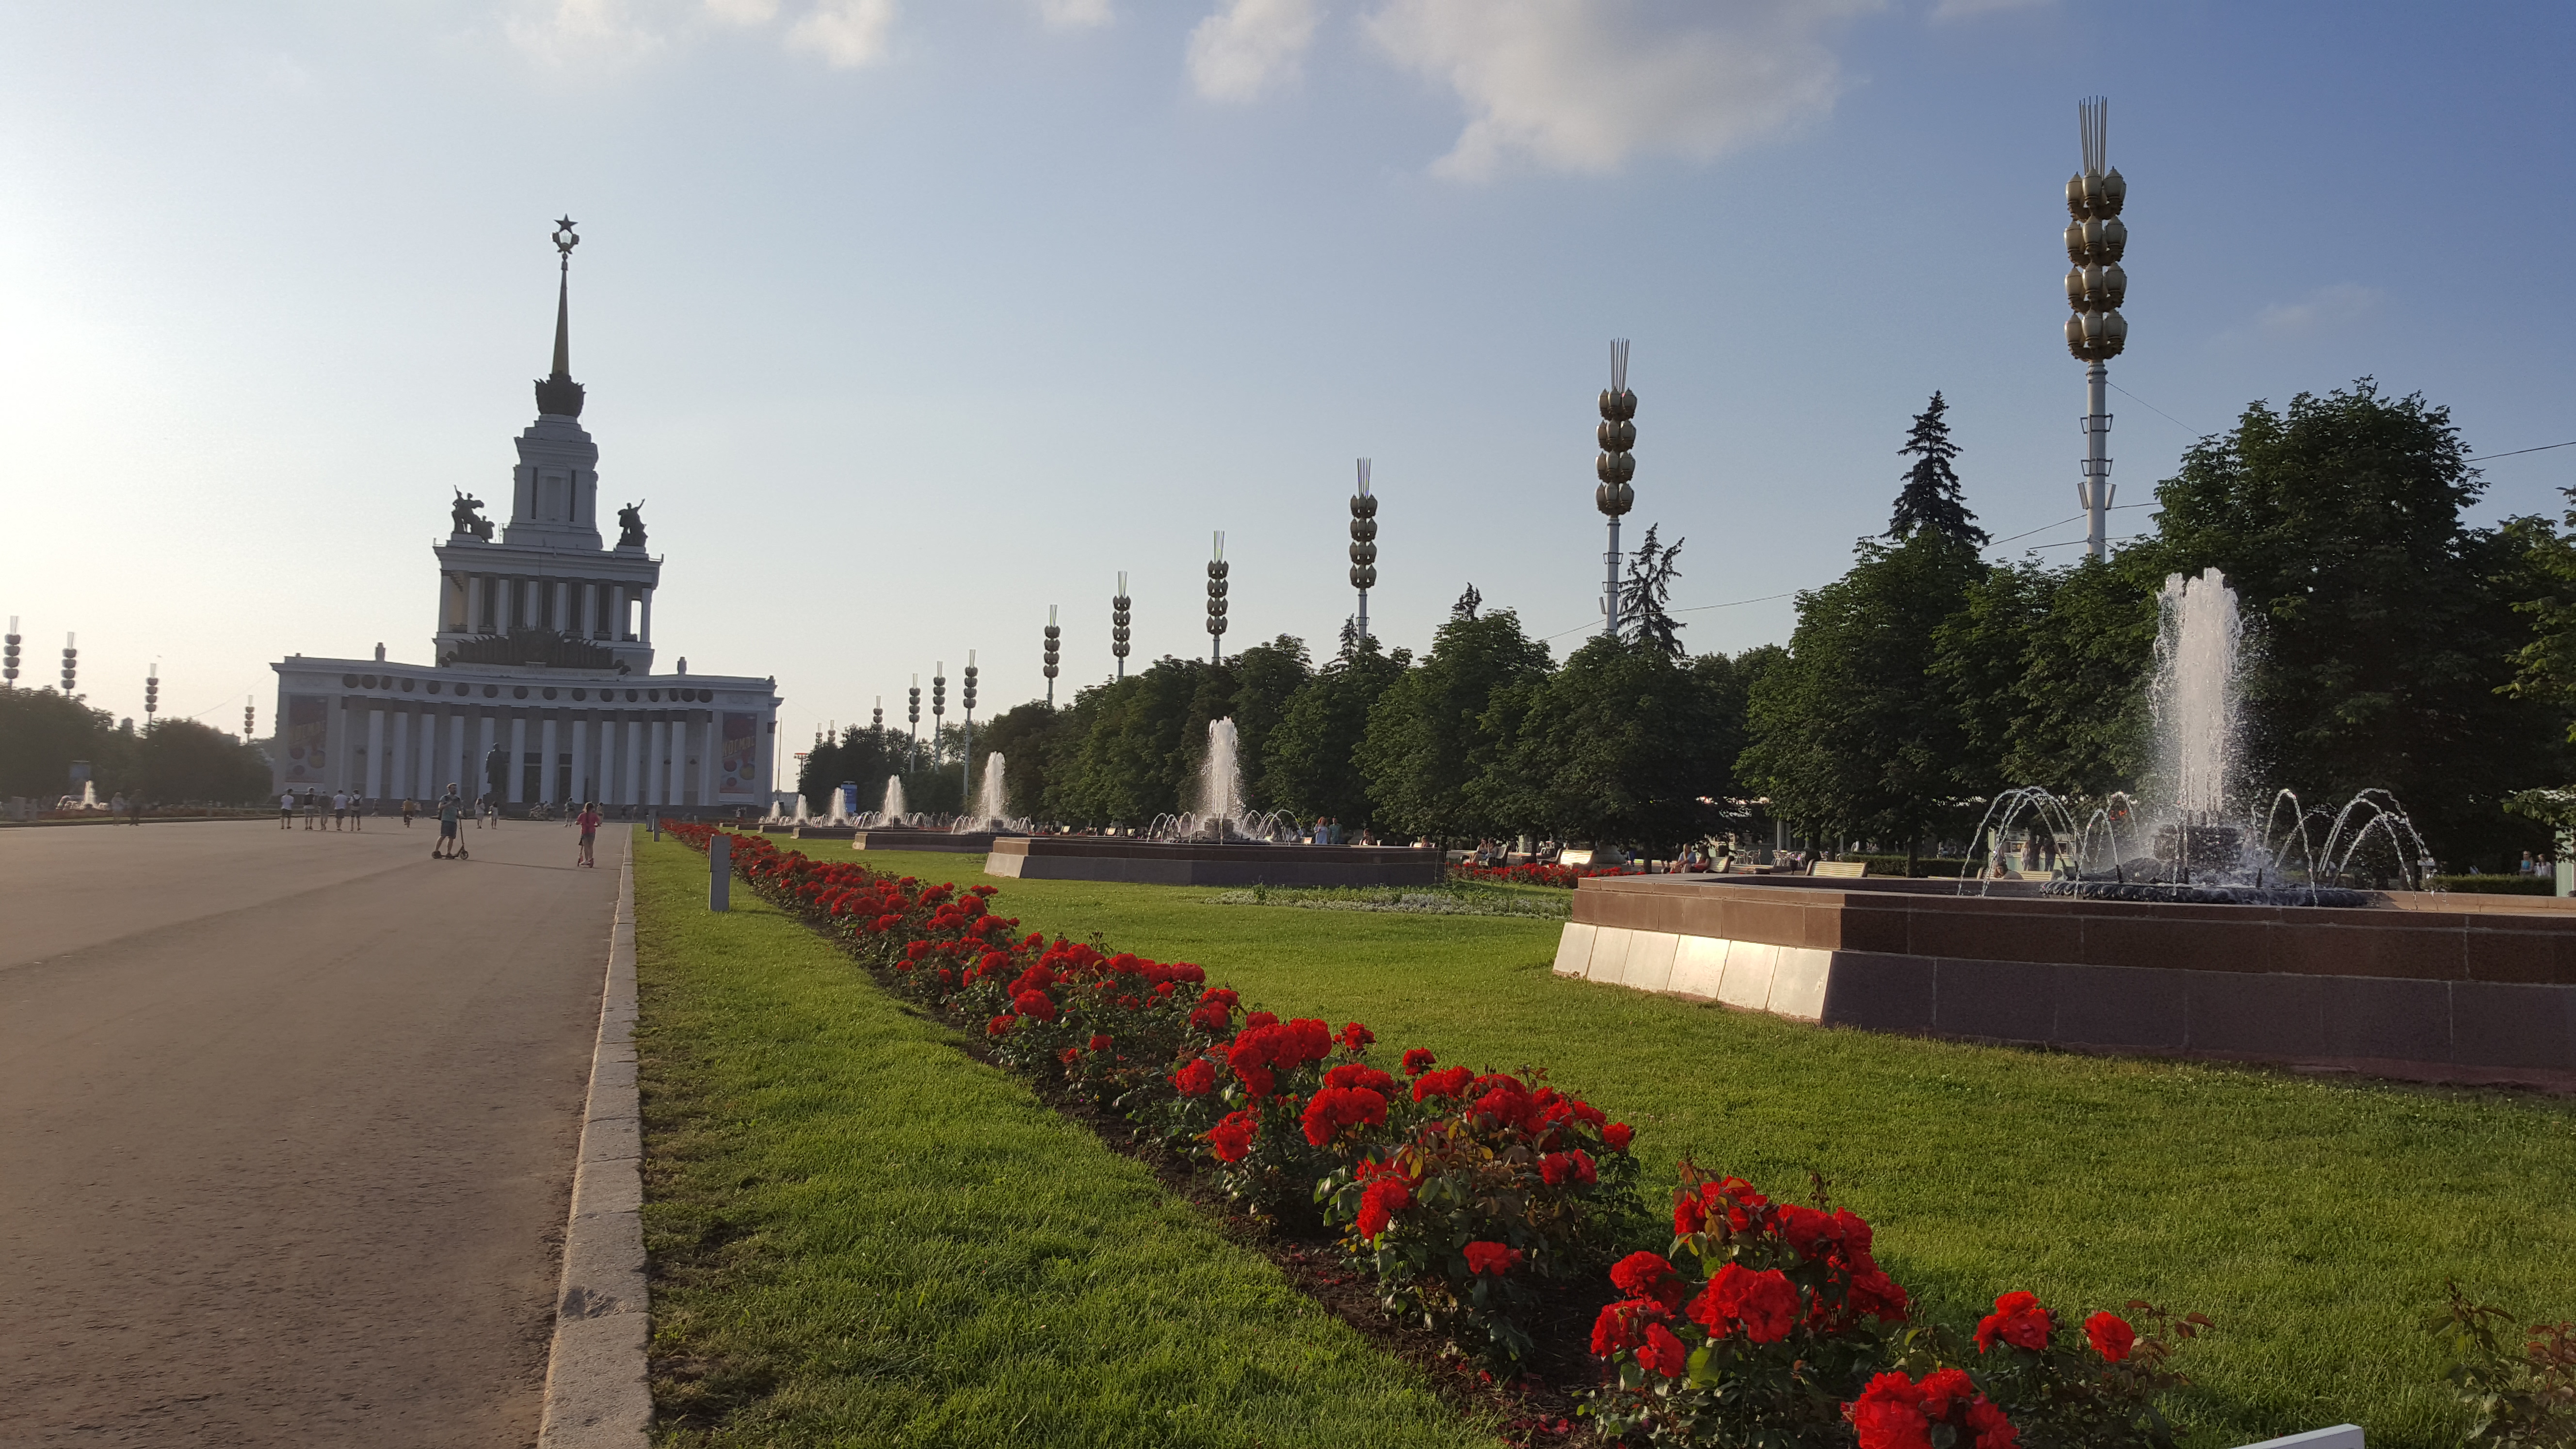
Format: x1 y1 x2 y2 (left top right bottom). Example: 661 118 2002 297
534 216 586 419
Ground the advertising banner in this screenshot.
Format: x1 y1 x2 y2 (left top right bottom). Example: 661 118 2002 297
718 711 757 796
283 695 330 783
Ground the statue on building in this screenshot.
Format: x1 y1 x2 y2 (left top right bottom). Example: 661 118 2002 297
451 490 493 540
617 500 647 549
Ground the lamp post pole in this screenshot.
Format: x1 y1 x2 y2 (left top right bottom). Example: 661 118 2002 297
1596 341 1636 638
2064 96 2129 563
3 617 19 688
1042 606 1060 707
931 664 945 783
1111 575 1130 681
961 651 977 809
907 675 921 769
1349 461 1377 641
1205 534 1228 665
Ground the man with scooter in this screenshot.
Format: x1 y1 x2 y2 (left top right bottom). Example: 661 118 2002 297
433 786 468 861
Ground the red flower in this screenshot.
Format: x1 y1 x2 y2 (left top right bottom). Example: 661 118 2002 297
1848 1266 1913 1324
1848 1372 1935 1449
2085 1310 2136 1362
1591 1299 1664 1356
1462 1241 1523 1277
1244 1010 1280 1030
1610 1251 1687 1311
1012 989 1058 1022
1412 1065 1474 1102
1356 1174 1412 1239
1205 1110 1257 1163
985 1014 1013 1036
1171 1058 1218 1095
1058 1046 1080 1066
1603 1122 1633 1151
1690 1262 1801 1344
1087 1033 1113 1053
1188 1001 1232 1032
1323 1062 1396 1093
1338 1021 1376 1052
1638 1322 1689 1378
1976 1291 2054 1354
1539 1150 1596 1186
1299 1085 1389 1146
1401 1047 1437 1077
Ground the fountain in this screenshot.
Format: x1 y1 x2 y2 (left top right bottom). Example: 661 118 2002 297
988 718 1439 886
853 769 1012 853
1550 569 2576 1084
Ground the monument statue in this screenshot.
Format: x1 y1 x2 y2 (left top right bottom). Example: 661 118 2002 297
617 500 647 549
451 490 493 540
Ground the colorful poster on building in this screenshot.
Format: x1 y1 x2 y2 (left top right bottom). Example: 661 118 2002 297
283 695 329 782
718 712 757 795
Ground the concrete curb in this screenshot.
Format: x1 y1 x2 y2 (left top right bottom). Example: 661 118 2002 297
537 827 651 1449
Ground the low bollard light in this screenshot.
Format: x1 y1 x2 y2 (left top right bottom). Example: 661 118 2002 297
709 833 731 912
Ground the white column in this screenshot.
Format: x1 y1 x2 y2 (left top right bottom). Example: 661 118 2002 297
698 712 718 807
539 715 559 805
390 710 409 801
553 581 570 632
570 716 589 805
365 708 386 800
476 714 497 801
508 715 528 803
640 588 654 645
415 710 435 798
665 717 686 807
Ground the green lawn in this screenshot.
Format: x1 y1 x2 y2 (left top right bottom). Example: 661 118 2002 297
844 846 2576 1449
632 835 1497 1449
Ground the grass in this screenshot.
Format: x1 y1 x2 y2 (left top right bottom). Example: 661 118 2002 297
1200 880 1571 918
631 835 1498 1449
849 847 2576 1449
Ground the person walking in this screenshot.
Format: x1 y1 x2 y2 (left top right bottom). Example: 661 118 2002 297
350 794 364 832
433 786 464 859
330 790 346 832
303 788 320 830
576 801 601 868
279 789 295 830
402 797 417 828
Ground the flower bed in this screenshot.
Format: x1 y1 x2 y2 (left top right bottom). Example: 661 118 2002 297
663 821 2203 1446
1452 861 1649 888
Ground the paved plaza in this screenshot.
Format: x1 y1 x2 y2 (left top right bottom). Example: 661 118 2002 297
0 818 620 1447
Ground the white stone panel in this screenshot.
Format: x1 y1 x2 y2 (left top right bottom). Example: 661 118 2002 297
1552 923 1596 978
1668 935 1728 998
1717 941 1778 1012
1624 931 1680 993
1587 928 1634 984
1769 947 1834 1021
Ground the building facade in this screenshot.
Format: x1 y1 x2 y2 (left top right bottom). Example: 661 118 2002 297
270 224 780 812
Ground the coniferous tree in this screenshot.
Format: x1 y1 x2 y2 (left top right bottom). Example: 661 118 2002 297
1618 524 1688 659
1887 391 1988 547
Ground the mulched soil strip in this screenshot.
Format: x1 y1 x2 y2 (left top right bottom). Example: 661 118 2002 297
762 880 1624 1449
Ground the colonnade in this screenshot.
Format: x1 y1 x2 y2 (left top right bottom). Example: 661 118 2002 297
319 697 769 810
440 571 652 643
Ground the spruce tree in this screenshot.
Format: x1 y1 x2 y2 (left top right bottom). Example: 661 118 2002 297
1887 391 1989 547
1617 524 1688 660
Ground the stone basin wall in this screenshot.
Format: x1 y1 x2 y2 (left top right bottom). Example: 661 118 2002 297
1555 875 2576 1084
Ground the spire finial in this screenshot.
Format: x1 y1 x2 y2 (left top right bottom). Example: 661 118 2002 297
535 217 586 418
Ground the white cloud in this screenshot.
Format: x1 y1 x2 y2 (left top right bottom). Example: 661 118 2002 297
789 0 898 67
1928 0 2047 20
1188 0 1322 102
506 0 672 66
705 0 780 24
1037 0 1114 29
1365 0 1881 181
2254 283 2383 338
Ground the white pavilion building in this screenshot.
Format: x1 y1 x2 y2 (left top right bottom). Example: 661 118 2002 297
270 221 781 814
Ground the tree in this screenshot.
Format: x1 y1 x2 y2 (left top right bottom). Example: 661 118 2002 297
1618 526 1687 659
1933 557 2155 802
1739 531 1988 869
972 700 1074 820
1223 635 1312 813
1479 635 1737 855
1887 392 1988 547
1358 606 1551 842
0 688 134 802
135 719 274 803
2134 379 2565 863
1264 630 1409 828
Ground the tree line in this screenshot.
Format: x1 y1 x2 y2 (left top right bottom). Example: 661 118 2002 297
805 381 2576 871
0 687 275 805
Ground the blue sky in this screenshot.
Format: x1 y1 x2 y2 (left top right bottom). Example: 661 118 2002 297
4 0 2570 746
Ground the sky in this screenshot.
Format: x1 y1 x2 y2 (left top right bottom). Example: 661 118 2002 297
4 0 2572 749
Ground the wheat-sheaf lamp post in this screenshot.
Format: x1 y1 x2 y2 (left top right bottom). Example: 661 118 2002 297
1111 575 1131 681
4 617 22 687
60 632 78 696
961 651 978 806
907 675 921 768
931 663 946 773
1596 340 1637 638
1349 461 1378 640
2065 96 2129 563
145 663 159 729
1042 606 1061 707
1206 533 1228 665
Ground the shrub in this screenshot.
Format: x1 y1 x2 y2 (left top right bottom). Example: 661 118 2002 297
2432 1282 2576 1449
2431 874 2558 897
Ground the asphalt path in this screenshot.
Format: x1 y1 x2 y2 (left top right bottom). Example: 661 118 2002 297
0 815 620 1447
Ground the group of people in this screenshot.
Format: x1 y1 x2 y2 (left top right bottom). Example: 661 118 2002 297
276 788 372 831
272 784 602 865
